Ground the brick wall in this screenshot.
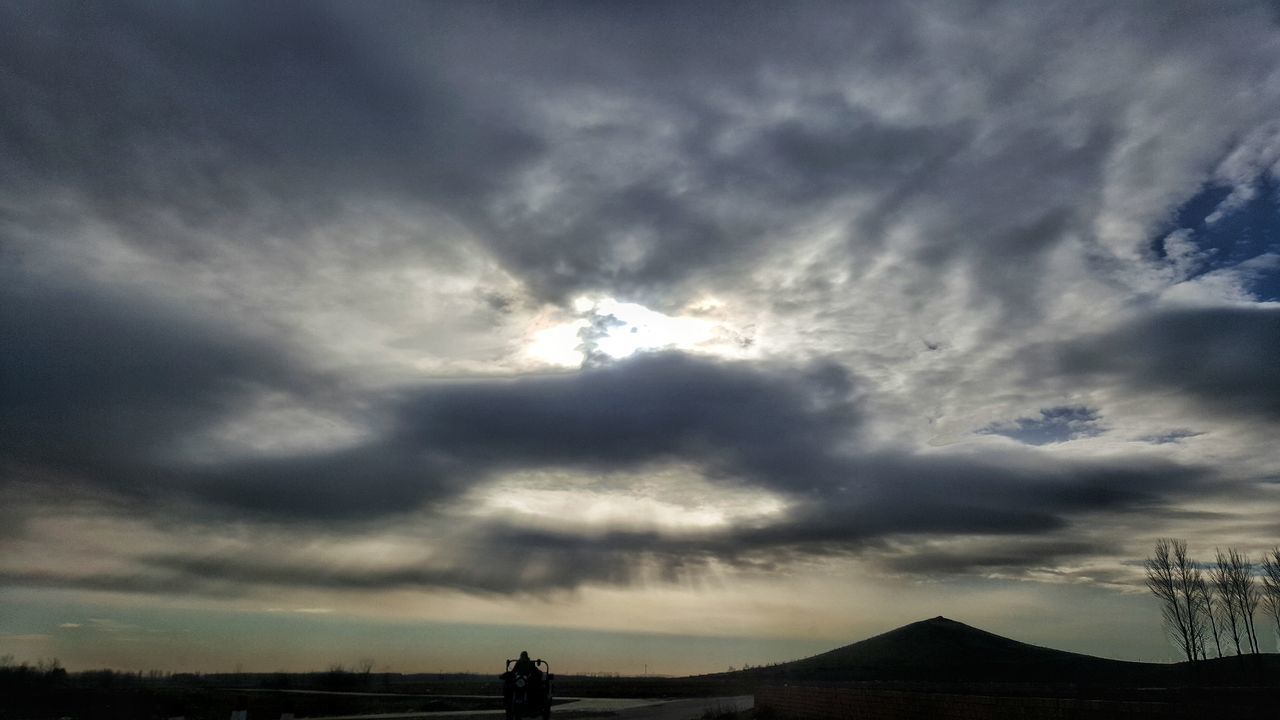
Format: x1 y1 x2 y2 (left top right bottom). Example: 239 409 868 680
755 684 1270 719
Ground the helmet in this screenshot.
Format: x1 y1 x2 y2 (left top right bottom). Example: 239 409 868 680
519 651 530 660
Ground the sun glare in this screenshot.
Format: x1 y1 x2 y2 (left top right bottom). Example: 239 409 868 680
525 317 590 367
523 295 751 367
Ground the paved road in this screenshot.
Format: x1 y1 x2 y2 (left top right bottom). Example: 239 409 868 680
605 695 753 720
307 695 754 720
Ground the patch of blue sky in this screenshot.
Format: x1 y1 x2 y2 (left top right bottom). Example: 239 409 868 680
1153 174 1280 300
977 406 1105 446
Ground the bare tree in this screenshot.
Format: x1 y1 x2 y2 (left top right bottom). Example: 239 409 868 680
1176 540 1209 660
1196 574 1223 658
1147 539 1188 660
1226 548 1261 654
1147 539 1205 662
1213 549 1246 655
1262 547 1280 652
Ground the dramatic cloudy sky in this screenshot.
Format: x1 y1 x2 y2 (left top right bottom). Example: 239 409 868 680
3 1 1280 674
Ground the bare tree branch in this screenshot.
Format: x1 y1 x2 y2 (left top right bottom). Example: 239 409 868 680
1213 549 1245 656
1225 548 1261 654
1147 539 1201 663
1261 547 1280 653
1197 574 1223 658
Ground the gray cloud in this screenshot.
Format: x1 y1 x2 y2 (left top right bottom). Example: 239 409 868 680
872 539 1108 577
396 353 860 491
47 441 1205 596
2 0 1278 621
0 280 303 490
175 352 862 520
1135 430 1204 445
7 0 1271 314
0 296 1210 594
0 277 864 520
732 453 1203 552
141 545 648 597
1052 306 1280 420
147 437 1205 594
0 1 541 254
184 443 443 522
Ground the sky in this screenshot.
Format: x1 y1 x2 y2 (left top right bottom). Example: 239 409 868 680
2 0 1280 676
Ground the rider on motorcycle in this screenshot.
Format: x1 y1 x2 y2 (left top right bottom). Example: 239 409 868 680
502 651 552 720
512 651 541 681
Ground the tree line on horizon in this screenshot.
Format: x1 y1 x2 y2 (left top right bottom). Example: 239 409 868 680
1145 539 1280 662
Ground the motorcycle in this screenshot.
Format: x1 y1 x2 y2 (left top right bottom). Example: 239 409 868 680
500 657 554 720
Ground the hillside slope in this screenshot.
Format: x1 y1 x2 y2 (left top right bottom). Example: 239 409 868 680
735 616 1164 684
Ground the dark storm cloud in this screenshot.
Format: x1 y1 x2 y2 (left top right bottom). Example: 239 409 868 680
0 275 457 523
468 25 1098 310
153 352 862 521
469 451 1206 589
745 107 966 204
0 291 1209 594
476 101 974 305
140 545 647 597
0 0 1166 313
0 272 411 522
0 0 541 247
872 539 1107 577
112 442 1204 593
153 449 1206 594
0 280 300 489
728 453 1203 552
409 0 1235 316
1052 306 1280 420
5 525 717 597
184 443 442 522
0 274 863 520
0 0 1270 360
396 353 861 493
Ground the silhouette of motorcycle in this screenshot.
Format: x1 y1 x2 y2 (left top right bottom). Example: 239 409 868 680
501 658 554 720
